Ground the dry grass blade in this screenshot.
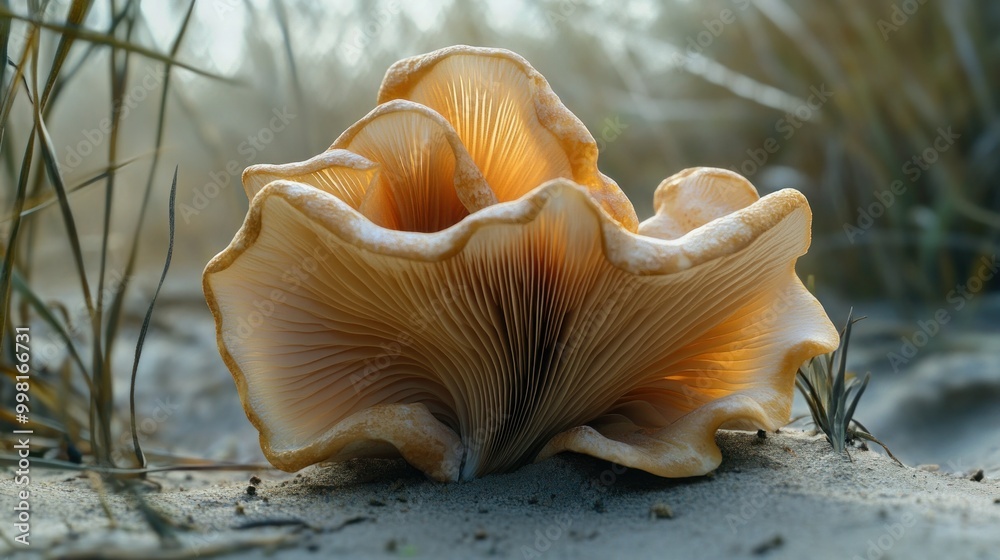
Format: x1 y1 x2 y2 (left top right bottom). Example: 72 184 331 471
939 2 995 122
105 0 195 367
0 8 10 104
25 21 113 461
127 167 178 470
31 73 94 320
0 22 34 143
10 269 90 386
272 0 307 142
46 0 135 110
0 5 239 82
1 1 255 548
38 0 93 109
90 0 139 468
105 2 194 472
0 133 35 339
4 155 145 219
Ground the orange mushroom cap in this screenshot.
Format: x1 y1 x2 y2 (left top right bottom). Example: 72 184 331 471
204 46 839 481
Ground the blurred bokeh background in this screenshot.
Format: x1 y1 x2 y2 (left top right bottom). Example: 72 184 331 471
2 0 998 476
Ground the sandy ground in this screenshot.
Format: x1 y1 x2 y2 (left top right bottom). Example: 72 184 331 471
6 287 997 559
2 428 998 560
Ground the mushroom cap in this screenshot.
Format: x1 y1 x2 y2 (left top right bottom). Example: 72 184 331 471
203 46 839 481
377 45 637 232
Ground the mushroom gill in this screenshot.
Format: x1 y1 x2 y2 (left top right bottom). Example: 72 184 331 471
204 46 839 482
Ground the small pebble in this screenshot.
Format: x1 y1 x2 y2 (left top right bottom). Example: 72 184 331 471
249 475 262 486
235 503 245 515
474 528 488 540
971 469 985 482
246 485 257 496
369 498 386 507
650 503 673 519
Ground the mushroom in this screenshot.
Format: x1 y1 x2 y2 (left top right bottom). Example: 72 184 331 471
204 46 839 481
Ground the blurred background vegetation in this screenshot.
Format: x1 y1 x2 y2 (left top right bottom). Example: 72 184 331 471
1 0 998 471
7 0 999 300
